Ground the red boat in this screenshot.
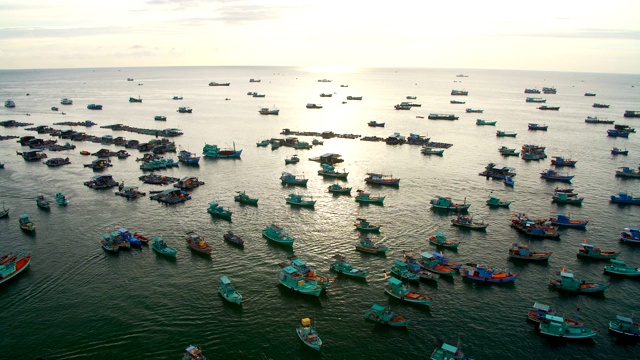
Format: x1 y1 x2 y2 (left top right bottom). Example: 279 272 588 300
0 252 31 285
133 232 150 245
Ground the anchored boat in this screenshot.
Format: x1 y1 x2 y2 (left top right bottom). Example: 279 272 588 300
218 276 243 305
365 304 409 327
549 270 609 293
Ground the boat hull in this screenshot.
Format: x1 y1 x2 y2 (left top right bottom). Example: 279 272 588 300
0 254 31 284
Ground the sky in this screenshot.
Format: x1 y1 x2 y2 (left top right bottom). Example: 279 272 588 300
1 0 639 73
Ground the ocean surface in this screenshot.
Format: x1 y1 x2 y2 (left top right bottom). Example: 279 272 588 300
0 66 639 360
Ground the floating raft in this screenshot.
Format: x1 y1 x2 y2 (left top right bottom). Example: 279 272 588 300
100 124 183 137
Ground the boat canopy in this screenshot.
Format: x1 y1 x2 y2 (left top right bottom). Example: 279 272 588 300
20 214 29 219
292 258 307 267
393 259 407 267
432 252 445 259
532 302 551 312
560 271 574 278
441 343 459 354
371 304 386 312
609 259 626 266
545 314 564 323
220 276 232 285
388 277 402 286
421 251 434 259
121 186 138 192
616 315 633 323
102 234 111 240
283 266 299 275
91 174 113 181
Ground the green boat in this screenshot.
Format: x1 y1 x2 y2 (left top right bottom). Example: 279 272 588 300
430 195 470 211
296 317 322 350
151 236 177 258
430 341 473 360
277 267 321 296
154 115 166 121
207 201 232 220
549 270 609 293
285 154 300 164
317 163 348 178
234 191 258 205
538 315 597 339
609 315 640 337
496 130 517 137
329 254 368 278
286 193 316 207
355 236 388 254
384 277 432 305
355 190 384 204
603 259 640 277
476 118 496 126
218 276 243 305
499 146 519 156
54 192 68 205
327 183 352 194
428 232 460 249
576 243 620 259
256 139 269 147
421 147 444 156
552 192 584 205
364 304 409 327
486 195 511 208
262 224 294 246
19 214 35 232
390 259 420 282
354 218 381 232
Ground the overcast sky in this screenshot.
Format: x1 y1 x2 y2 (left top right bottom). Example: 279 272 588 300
1 0 639 73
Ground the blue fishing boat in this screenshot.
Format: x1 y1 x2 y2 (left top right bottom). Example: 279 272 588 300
549 214 588 228
418 252 457 276
207 201 232 220
223 231 244 246
110 231 131 250
403 253 440 282
296 318 322 351
430 340 473 360
551 156 577 167
118 227 142 246
354 218 381 232
151 236 177 257
36 195 50 210
621 227 640 243
280 172 308 186
615 166 640 178
431 251 462 271
549 270 609 293
365 304 410 327
218 276 243 305
496 130 517 137
611 147 628 155
101 233 119 252
384 277 432 305
451 213 488 230
277 266 322 296
528 123 548 131
329 254 368 278
364 173 400 186
430 195 470 211
460 264 518 283
286 193 316 207
178 150 200 164
285 154 300 164
607 129 629 137
234 191 258 205
429 232 460 249
609 315 640 337
504 176 514 187
511 213 559 238
476 119 496 125
611 192 640 205
509 243 553 261
19 214 35 232
0 252 32 285
540 169 574 182
538 315 597 339
262 224 294 246
256 139 270 147
202 143 242 158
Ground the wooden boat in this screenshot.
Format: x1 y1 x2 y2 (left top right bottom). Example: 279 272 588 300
317 163 348 178
354 190 384 204
496 130 517 137
109 231 130 250
177 150 200 164
429 232 460 249
218 276 243 305
0 252 31 285
18 149 47 161
259 107 279 115
528 123 548 131
509 243 552 261
607 129 630 138
151 236 177 258
430 340 473 360
451 213 488 230
101 233 119 252
621 227 640 243
604 259 640 277
480 163 517 179
364 173 400 186
461 264 518 283
466 108 483 113
430 195 470 211
234 191 258 205
403 254 440 282
36 195 50 210
611 192 640 205
207 201 232 220
277 266 321 296
390 259 420 282
476 119 496 125
202 143 242 158
182 345 206 360
486 195 510 208
526 302 584 326
611 147 628 155
384 277 432 305
615 166 640 178
355 236 387 254
296 318 322 351
329 254 368 278
540 169 574 182
364 304 409 327
431 251 462 271
551 156 577 167
84 174 119 190
504 176 514 187
429 113 459 120
354 218 381 232
262 224 294 246
154 115 166 121
280 255 330 288
510 213 559 238
280 172 308 186
327 184 352 194
44 157 71 167
54 193 68 205
585 115 613 123
83 158 112 170
286 193 316 207
577 243 620 259
609 315 640 338
538 315 597 339
19 214 35 232
549 270 609 293
552 192 584 205
0 204 9 218
256 139 269 147
368 121 385 127
538 105 560 111
185 231 212 254
223 231 244 247
173 176 205 190
421 147 444 156
285 154 300 164
548 214 588 228
417 252 457 276
115 186 146 199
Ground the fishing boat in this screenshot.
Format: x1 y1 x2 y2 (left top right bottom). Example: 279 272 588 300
504 176 515 187
430 252 462 271
154 115 167 121
609 315 640 337
174 176 205 190
114 186 146 199
129 96 142 103
285 155 300 164
607 129 630 138
185 231 213 254
312 138 323 145
182 345 206 360
451 213 488 230
524 88 541 94
476 119 496 126
496 130 517 137
417 252 457 276
354 190 384 204
0 252 31 285
262 224 294 246
615 167 640 178
364 173 400 186
101 233 119 252
549 214 588 228
207 201 232 220
256 139 269 147
429 232 460 249
151 236 177 257
0 204 9 218
317 163 348 179
365 304 409 327
83 158 112 171
611 192 640 205
451 89 468 96
327 184 352 194
280 172 308 186
526 97 546 102
430 340 473 360
620 228 640 245
390 259 420 282
218 276 243 305
202 143 242 158
552 192 584 205
403 253 440 282
510 213 559 238
551 156 577 167
87 104 103 110
461 264 518 283
466 108 483 113
222 231 244 247
296 318 322 350
60 98 73 105
421 147 444 156
430 195 470 211
110 231 131 250
486 195 510 208
44 157 71 167
428 113 459 120
368 121 385 127
282 256 330 288
479 163 516 179
329 254 368 278
540 169 574 182
232 191 258 205
528 123 548 131
208 81 230 86
177 150 200 164
549 270 609 293
384 277 432 305
526 302 584 326
19 149 47 161
17 214 35 232
36 195 50 210
538 105 559 110
611 147 628 155
306 103 322 109
577 243 620 259
538 315 597 339
354 218 381 232
355 236 387 254
604 259 640 277
450 100 465 104
277 266 322 296
585 115 613 123
508 243 553 261
286 193 316 207
258 107 279 115
177 106 192 113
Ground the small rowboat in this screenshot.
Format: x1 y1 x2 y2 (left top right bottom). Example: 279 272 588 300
132 232 150 245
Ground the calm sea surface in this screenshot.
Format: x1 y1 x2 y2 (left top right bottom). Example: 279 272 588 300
0 66 639 359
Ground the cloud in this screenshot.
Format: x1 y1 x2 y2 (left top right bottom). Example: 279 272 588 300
517 29 640 40
0 26 129 40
